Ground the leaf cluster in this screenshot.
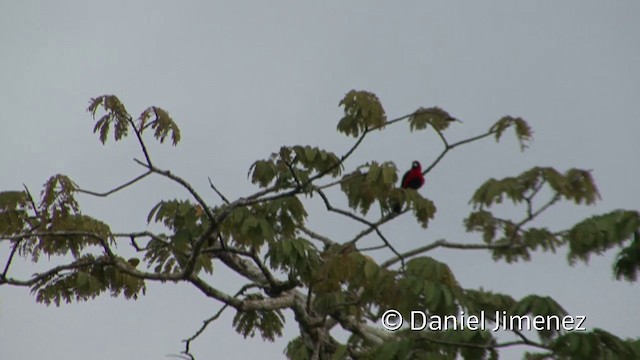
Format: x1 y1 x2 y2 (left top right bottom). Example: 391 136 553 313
233 293 286 341
397 257 463 316
340 161 436 226
250 146 341 189
337 90 387 137
409 107 457 132
525 329 640 360
470 167 599 209
30 254 145 306
3 91 640 360
145 200 212 274
219 197 307 249
88 95 180 145
490 116 533 150
0 190 29 234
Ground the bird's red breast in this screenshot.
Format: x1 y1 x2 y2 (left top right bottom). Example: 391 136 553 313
401 161 425 189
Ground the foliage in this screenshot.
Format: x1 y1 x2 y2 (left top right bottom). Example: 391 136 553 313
1 91 638 360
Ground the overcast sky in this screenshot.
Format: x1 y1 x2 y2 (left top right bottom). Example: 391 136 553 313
1 1 639 359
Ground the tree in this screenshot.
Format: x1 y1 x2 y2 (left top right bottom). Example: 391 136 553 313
1 91 639 359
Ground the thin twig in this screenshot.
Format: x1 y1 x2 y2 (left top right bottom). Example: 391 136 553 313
132 158 218 278
208 177 230 204
381 239 525 268
315 189 405 269
182 284 259 356
22 183 40 218
423 129 498 176
298 226 335 247
381 193 562 268
1 241 20 278
128 115 153 167
357 244 386 252
77 171 152 197
418 333 548 351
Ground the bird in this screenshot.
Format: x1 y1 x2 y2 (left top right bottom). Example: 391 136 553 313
401 160 425 190
394 161 425 212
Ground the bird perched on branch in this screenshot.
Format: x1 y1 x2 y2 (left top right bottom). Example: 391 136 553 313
401 161 425 190
394 161 425 212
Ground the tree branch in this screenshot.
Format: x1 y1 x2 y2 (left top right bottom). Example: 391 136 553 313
298 225 335 247
76 171 152 197
132 158 219 279
128 115 154 167
381 239 526 268
1 240 21 279
182 284 260 357
315 189 405 269
422 127 498 176
208 177 230 204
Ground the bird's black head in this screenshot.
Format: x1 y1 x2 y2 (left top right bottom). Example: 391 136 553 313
412 161 421 169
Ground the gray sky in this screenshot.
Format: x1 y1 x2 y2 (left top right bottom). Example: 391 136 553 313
1 1 639 359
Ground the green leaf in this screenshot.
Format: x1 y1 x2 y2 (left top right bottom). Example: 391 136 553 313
331 344 348 360
39 174 79 220
566 210 640 265
551 329 638 360
489 116 533 151
509 295 568 341
409 194 437 228
232 294 286 341
470 167 600 209
284 337 310 360
31 255 146 306
375 340 401 360
398 257 462 314
144 107 181 145
87 95 131 144
0 190 29 234
614 231 640 282
291 145 342 178
340 161 402 215
249 160 278 188
127 258 140 267
463 289 516 322
409 107 458 132
381 163 398 185
337 90 387 137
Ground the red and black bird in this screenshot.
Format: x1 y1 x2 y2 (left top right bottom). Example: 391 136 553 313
394 161 425 212
401 161 425 190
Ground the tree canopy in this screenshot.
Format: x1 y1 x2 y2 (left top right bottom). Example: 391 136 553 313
1 91 639 359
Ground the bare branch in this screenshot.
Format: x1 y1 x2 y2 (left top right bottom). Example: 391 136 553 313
208 177 230 204
127 116 154 167
0 258 101 286
423 128 498 176
133 159 215 221
315 172 361 191
182 284 260 356
1 240 20 278
357 244 386 252
1 230 167 243
418 333 548 351
381 239 525 268
298 225 335 247
315 189 405 269
370 112 415 130
346 211 401 245
22 183 40 218
76 171 152 197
